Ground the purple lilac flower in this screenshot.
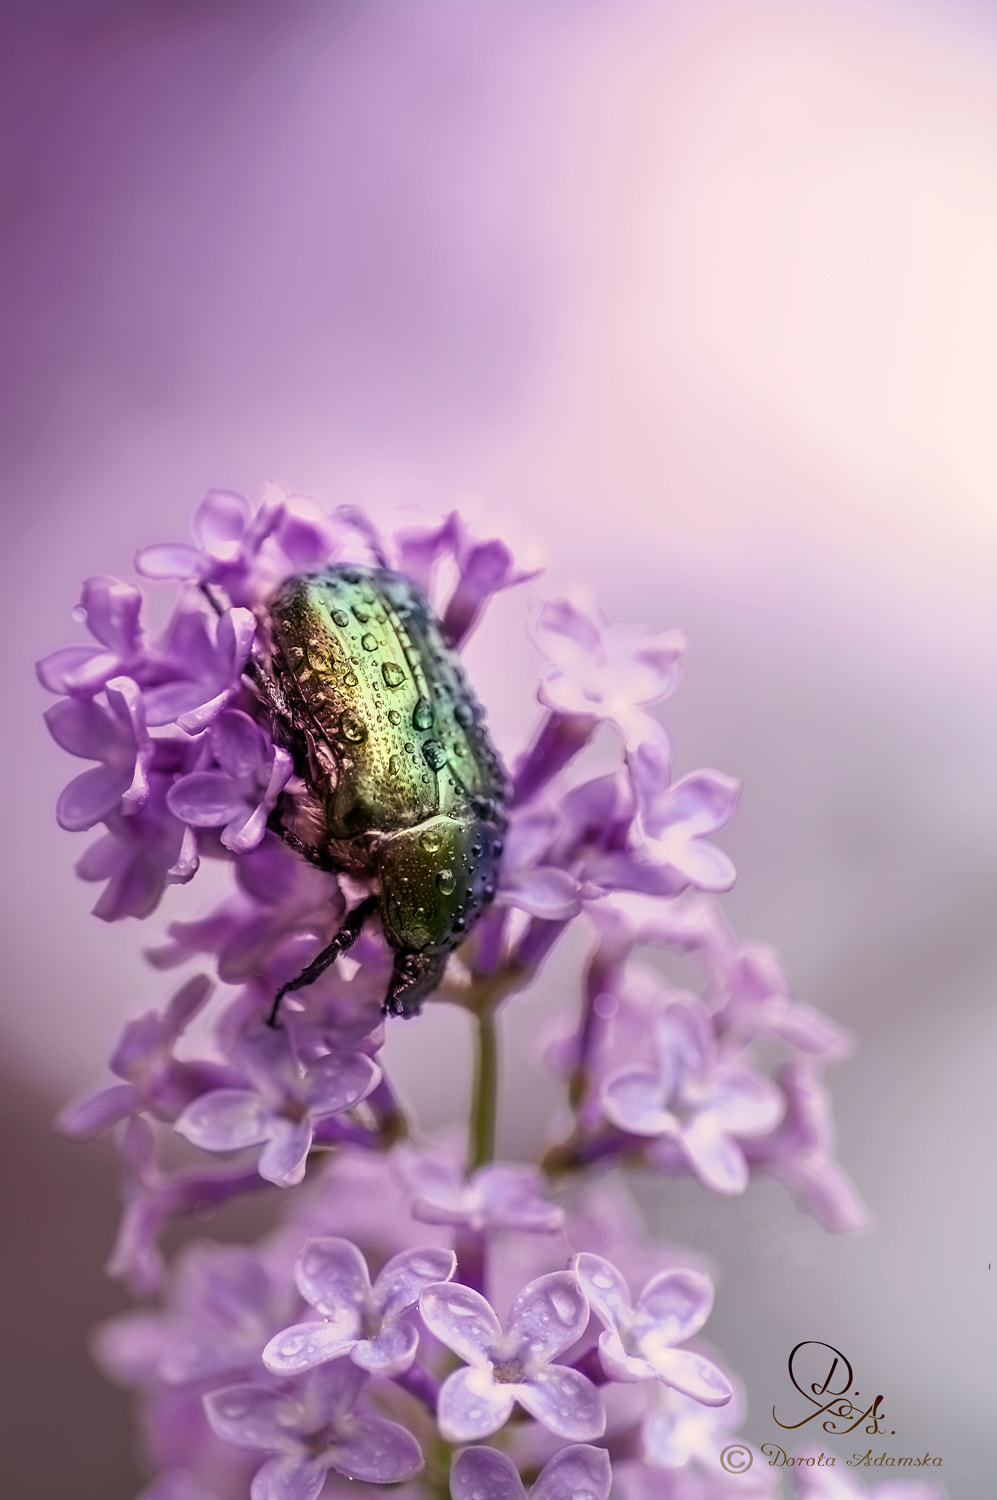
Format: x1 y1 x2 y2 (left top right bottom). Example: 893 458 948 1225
420 1272 604 1442
107 1117 265 1295
76 761 200 920
167 709 294 854
95 1242 293 1389
599 995 784 1195
573 1253 732 1406
135 486 295 607
395 1146 566 1235
37 574 148 696
263 1235 456 1378
57 973 218 1138
451 1443 612 1500
44 675 152 829
715 942 849 1056
174 1023 380 1187
743 1060 869 1233
204 1358 423 1497
143 602 257 735
495 805 584 921
641 1377 746 1470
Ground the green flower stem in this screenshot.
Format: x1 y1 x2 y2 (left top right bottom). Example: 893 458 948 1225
468 1001 498 1173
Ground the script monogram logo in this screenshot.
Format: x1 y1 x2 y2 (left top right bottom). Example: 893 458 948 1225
773 1342 889 1437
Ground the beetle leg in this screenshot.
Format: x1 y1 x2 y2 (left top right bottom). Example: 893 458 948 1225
267 894 379 1027
384 949 448 1020
265 809 341 874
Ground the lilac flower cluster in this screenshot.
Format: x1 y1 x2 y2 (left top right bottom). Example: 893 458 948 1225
41 490 923 1500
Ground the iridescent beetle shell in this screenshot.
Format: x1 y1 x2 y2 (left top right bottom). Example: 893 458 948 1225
258 564 508 1018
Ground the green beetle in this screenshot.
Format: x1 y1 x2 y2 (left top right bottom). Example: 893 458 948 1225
253 564 508 1022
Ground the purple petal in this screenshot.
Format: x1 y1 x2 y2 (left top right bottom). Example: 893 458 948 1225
259 1118 313 1186
203 1383 296 1451
707 1068 784 1135
302 1052 380 1116
44 696 123 760
56 764 130 830
508 1272 589 1362
352 1319 418 1376
167 771 247 827
162 973 214 1038
500 867 581 921
639 1342 734 1406
217 606 257 674
212 709 268 778
81 575 144 654
374 1245 457 1322
419 1283 502 1364
533 1446 613 1500
595 1328 655 1383
327 1413 423 1483
572 1254 632 1334
251 1456 327 1500
633 1269 714 1347
437 1367 515 1442
678 1115 749 1195
296 1238 371 1317
263 1320 359 1376
57 1082 141 1138
174 1090 272 1151
519 1365 606 1440
451 1447 524 1500
600 1068 675 1137
177 688 235 735
193 489 251 554
135 542 200 579
36 645 108 695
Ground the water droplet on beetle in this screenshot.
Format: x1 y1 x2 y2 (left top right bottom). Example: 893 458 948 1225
436 869 456 895
343 672 358 687
340 711 366 742
388 709 402 725
420 829 442 853
423 740 447 771
412 698 434 730
331 610 350 627
454 701 474 727
352 606 370 623
382 662 405 688
361 632 378 652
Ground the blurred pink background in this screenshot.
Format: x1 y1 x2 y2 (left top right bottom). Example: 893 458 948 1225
2 1 994 1495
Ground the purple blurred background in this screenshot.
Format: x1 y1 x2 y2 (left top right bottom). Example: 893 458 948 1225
2 1 994 1495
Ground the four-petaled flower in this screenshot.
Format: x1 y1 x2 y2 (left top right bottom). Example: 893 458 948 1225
532 597 686 750
174 1025 380 1186
599 994 784 1195
167 709 294 854
263 1236 456 1378
204 1358 423 1500
419 1273 605 1442
573 1253 732 1405
395 1148 566 1235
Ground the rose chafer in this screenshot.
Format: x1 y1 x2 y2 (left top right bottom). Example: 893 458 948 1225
250 563 508 1021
